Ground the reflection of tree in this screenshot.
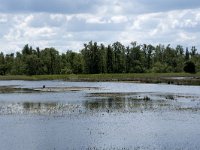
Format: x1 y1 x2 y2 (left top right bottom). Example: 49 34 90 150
23 102 57 111
84 97 126 110
84 97 169 112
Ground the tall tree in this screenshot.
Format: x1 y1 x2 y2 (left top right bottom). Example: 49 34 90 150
99 44 107 73
41 48 60 74
25 54 43 75
142 44 154 70
175 45 185 72
185 47 190 61
112 41 126 73
81 41 101 74
127 42 144 73
12 52 26 75
106 45 114 73
5 53 14 74
0 52 6 75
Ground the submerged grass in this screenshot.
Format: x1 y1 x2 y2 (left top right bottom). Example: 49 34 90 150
0 73 200 85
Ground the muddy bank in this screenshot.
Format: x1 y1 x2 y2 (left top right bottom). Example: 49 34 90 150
119 76 200 85
0 85 100 93
159 76 200 85
65 76 200 85
0 85 33 93
34 86 100 92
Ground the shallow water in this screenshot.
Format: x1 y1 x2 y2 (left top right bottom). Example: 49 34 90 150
0 80 200 150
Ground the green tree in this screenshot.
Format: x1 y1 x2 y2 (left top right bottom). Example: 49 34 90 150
142 44 154 70
112 41 126 73
175 45 185 72
22 44 32 55
190 46 197 56
153 44 165 64
190 49 200 72
106 45 114 73
4 53 14 74
11 52 26 75
41 48 61 74
151 62 170 73
25 54 43 75
162 45 177 72
81 41 101 74
0 42 199 75
64 50 83 74
0 52 7 75
99 44 107 73
72 53 83 74
185 47 190 61
127 42 144 73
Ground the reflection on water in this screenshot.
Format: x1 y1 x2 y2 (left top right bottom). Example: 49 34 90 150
23 102 57 110
85 97 127 110
0 97 200 115
84 96 170 113
0 93 199 115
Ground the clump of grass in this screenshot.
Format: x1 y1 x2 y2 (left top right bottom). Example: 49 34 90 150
165 95 174 100
143 96 151 101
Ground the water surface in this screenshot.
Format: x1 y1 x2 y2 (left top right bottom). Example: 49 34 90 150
0 80 200 150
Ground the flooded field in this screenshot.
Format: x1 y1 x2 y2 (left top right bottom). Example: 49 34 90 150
0 80 200 150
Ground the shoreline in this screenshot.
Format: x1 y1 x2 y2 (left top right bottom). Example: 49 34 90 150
0 73 200 85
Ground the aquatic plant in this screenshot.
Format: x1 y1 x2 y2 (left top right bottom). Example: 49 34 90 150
165 95 174 100
143 96 151 101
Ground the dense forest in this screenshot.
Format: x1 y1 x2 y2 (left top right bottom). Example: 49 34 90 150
0 41 199 75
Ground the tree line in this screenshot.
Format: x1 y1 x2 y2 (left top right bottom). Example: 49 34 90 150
0 41 199 75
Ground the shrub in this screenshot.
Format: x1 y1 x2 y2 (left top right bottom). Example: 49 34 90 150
183 61 196 73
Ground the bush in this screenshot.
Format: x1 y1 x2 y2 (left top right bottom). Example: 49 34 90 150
60 67 72 74
151 62 170 73
183 61 196 73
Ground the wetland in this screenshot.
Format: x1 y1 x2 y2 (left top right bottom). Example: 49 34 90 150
0 80 200 150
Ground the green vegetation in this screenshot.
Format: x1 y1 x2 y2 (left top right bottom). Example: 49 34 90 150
0 73 200 85
184 61 196 73
0 41 200 76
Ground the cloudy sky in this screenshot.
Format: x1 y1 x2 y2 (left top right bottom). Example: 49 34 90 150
0 0 200 53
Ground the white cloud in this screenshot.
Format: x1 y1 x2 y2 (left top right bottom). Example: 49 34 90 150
0 14 7 23
178 32 196 41
111 15 128 23
0 1 200 53
24 27 57 38
4 28 21 41
50 14 65 21
86 17 107 24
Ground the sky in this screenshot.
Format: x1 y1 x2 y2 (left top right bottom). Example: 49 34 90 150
0 0 200 53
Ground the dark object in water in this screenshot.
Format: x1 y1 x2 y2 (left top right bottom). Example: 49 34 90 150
43 85 45 88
